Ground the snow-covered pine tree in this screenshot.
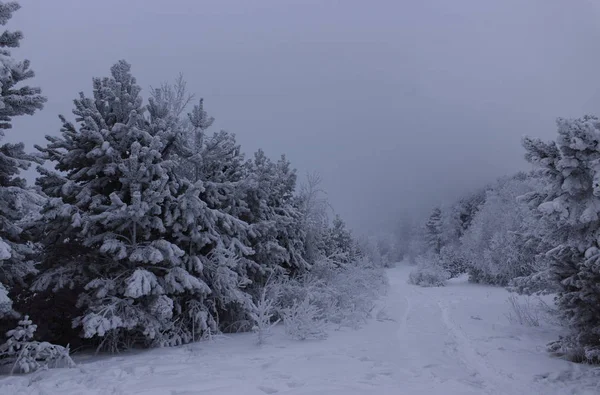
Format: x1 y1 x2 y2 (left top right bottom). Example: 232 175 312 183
0 1 46 321
146 77 303 337
186 102 251 230
521 115 600 362
424 207 443 254
244 150 308 278
321 215 357 265
32 61 223 349
161 95 260 335
180 98 213 181
177 93 309 300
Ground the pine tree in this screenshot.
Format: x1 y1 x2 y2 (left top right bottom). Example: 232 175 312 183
32 65 269 347
144 77 312 337
31 61 219 348
0 1 46 320
322 215 356 264
244 150 307 278
521 115 600 362
174 97 260 334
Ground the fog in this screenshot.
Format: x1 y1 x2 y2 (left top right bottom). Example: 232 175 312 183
8 0 600 233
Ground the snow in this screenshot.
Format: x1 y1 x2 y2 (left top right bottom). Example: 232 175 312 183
0 238 10 260
1 264 598 395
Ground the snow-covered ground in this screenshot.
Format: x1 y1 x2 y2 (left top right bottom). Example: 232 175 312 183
1 264 598 395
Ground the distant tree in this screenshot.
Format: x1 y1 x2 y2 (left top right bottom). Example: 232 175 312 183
322 215 357 265
440 189 487 246
424 207 442 254
394 212 415 261
297 172 330 265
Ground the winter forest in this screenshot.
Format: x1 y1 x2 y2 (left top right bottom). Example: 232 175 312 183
2 1 600 394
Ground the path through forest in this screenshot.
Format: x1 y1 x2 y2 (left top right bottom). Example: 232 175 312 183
1 265 597 394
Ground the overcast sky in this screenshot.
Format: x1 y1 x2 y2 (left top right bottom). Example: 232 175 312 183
7 0 600 233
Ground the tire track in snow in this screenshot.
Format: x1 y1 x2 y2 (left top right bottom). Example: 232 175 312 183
437 299 543 395
395 287 492 391
389 269 501 393
437 299 501 394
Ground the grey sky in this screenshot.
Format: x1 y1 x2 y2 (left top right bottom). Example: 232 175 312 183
8 0 600 233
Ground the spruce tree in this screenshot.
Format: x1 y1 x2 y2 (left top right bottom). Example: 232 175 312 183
425 207 443 254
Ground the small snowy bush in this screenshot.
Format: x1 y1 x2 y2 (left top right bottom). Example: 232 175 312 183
280 297 327 341
248 278 282 345
274 257 387 332
408 254 450 287
320 258 387 328
0 316 75 374
292 258 386 328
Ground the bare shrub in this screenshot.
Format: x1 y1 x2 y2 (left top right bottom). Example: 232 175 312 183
505 294 541 327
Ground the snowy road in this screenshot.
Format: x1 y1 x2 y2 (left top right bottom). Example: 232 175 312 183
1 264 597 394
